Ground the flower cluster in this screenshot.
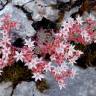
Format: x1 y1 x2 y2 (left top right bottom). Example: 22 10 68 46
60 15 96 45
0 14 17 69
0 13 96 90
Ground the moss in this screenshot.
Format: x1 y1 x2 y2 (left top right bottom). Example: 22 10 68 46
69 42 96 69
36 79 49 92
75 43 85 51
0 61 49 94
76 43 96 69
0 61 32 96
0 61 32 83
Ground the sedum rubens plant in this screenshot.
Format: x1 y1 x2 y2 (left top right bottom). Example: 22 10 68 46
60 15 96 45
0 13 96 90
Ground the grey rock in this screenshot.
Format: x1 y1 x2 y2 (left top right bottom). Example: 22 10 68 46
12 0 62 22
12 81 48 96
11 6 36 38
0 0 8 10
16 0 59 21
44 68 96 96
43 0 57 5
0 82 12 96
45 6 59 21
64 6 80 19
59 0 70 3
12 0 33 6
0 4 36 39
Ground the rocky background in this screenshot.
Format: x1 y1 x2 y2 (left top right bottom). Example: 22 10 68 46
0 0 96 96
